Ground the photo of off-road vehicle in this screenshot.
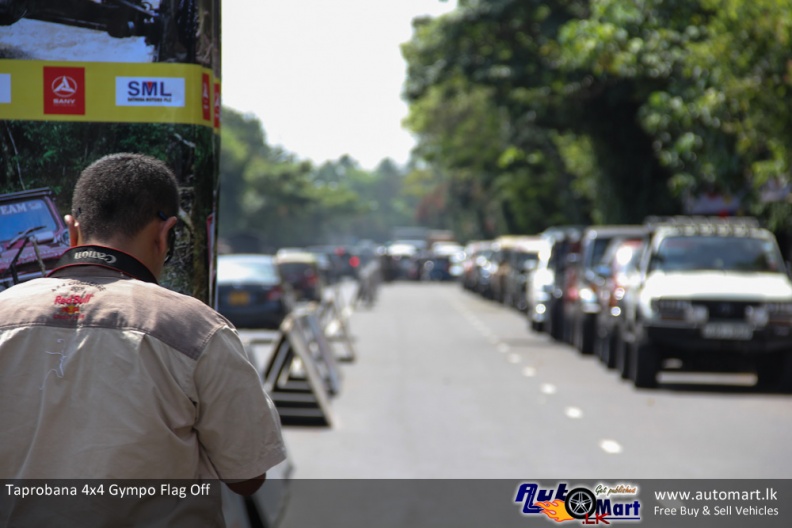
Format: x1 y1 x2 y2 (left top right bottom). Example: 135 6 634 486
0 187 70 290
0 0 199 63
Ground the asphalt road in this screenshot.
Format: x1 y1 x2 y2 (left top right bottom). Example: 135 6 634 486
269 280 791 480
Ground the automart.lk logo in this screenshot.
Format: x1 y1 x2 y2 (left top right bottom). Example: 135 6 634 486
515 482 642 524
44 66 85 115
116 77 185 107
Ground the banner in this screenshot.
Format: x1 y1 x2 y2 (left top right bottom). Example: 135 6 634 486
0 0 221 304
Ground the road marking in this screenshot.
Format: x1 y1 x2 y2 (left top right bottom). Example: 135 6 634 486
565 407 583 419
507 353 521 364
522 366 537 377
599 439 623 454
497 343 510 353
540 383 557 395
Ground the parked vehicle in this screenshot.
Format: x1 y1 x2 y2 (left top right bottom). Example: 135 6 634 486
526 238 554 332
422 241 464 281
593 236 645 369
501 237 546 311
460 241 493 291
620 216 792 390
0 188 70 290
216 254 296 330
567 225 647 355
542 226 585 342
275 250 324 302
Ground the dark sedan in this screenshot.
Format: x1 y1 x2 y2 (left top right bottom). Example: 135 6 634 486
216 254 295 330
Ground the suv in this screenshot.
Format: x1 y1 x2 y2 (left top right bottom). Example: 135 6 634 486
0 188 70 289
621 216 792 390
568 225 646 355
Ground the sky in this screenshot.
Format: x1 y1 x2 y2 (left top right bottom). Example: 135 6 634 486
221 1 458 170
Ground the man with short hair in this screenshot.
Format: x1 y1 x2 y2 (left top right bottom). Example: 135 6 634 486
0 153 286 524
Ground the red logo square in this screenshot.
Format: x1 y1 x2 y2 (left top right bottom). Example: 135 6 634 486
213 82 221 128
201 73 211 121
44 67 85 115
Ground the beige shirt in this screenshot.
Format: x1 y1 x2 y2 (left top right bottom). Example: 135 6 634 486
0 265 286 481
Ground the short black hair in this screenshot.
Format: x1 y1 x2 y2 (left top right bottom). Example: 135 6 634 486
72 153 179 241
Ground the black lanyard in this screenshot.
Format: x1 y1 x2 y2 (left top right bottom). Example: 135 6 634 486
49 245 158 284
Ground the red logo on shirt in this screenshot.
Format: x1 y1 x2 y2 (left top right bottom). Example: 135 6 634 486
44 67 86 115
53 293 93 320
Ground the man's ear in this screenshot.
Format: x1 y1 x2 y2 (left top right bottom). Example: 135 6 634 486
65 215 81 247
157 216 178 257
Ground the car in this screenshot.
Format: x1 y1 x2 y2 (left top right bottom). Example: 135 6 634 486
0 187 70 290
567 225 647 355
460 241 494 292
540 226 585 342
593 236 645 369
216 254 296 330
620 216 792 390
275 250 324 302
501 237 546 311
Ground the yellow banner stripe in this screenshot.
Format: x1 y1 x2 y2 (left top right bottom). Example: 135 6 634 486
0 60 220 129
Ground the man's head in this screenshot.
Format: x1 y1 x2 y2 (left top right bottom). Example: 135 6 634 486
68 153 179 279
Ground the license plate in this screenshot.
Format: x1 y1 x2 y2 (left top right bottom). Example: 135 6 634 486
228 291 250 306
702 323 753 340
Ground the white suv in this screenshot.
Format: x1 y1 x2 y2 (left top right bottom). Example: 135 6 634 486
622 217 792 390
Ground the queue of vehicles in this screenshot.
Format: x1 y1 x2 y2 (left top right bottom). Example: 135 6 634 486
457 216 792 392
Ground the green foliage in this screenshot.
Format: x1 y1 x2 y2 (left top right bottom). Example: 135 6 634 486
402 0 792 237
218 107 416 249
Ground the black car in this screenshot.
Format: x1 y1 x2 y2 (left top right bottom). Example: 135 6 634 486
216 254 295 330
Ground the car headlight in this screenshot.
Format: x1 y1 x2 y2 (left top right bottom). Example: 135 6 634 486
746 306 770 328
650 299 708 324
579 287 597 304
764 302 792 325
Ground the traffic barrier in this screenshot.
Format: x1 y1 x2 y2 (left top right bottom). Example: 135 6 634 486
317 294 357 362
261 315 334 426
353 260 381 309
292 305 342 396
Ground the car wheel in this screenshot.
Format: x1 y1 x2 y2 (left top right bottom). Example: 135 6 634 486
564 487 596 520
603 329 619 369
579 314 595 355
616 333 630 379
630 339 658 389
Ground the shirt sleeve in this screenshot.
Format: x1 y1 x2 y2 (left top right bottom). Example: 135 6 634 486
192 325 287 480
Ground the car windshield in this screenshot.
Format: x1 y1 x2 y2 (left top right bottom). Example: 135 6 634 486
218 257 279 284
0 199 58 242
514 252 539 267
650 235 784 273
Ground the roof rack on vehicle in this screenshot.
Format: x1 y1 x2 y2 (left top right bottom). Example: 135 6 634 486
643 215 760 228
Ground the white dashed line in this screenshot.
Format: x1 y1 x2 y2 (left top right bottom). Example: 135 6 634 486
497 343 511 353
507 353 521 364
565 407 583 419
540 383 557 395
522 366 537 377
599 440 623 454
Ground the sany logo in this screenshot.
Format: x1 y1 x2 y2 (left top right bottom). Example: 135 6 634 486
44 66 85 115
51 76 77 97
515 483 642 524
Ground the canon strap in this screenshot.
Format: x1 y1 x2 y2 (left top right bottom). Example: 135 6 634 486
50 245 158 284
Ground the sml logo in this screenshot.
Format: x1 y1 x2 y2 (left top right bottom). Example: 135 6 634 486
515 482 642 524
